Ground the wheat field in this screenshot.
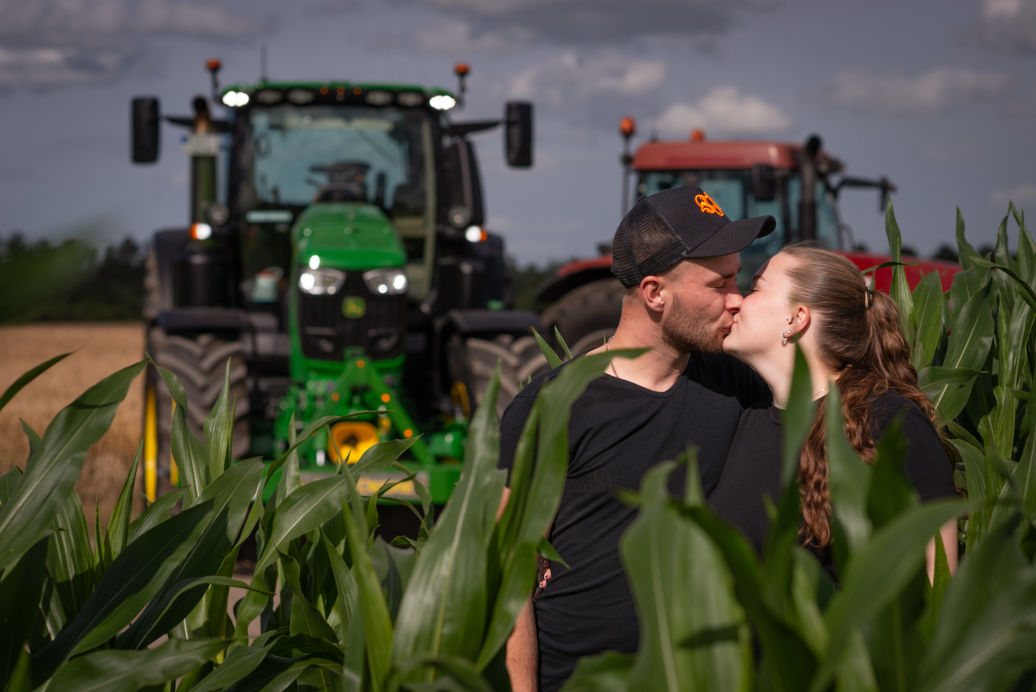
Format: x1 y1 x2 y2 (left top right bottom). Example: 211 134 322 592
0 322 146 522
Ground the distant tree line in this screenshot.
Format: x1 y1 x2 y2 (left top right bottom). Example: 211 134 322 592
0 233 145 323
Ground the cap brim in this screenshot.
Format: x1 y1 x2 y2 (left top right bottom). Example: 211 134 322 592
687 215 776 258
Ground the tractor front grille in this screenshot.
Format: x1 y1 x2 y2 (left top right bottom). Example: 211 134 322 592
296 271 406 361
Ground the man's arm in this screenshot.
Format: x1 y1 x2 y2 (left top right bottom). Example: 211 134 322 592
507 599 538 692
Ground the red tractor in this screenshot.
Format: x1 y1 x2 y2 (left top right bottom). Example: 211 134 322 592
537 119 959 353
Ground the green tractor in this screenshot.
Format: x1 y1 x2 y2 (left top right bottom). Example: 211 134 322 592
132 61 539 506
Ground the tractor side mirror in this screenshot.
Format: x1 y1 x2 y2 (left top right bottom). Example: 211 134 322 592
504 101 533 168
751 164 776 202
132 97 160 164
444 139 485 228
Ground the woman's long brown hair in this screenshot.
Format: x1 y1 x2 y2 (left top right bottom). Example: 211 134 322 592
781 245 940 547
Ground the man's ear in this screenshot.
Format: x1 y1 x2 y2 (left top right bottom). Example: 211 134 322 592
639 275 665 312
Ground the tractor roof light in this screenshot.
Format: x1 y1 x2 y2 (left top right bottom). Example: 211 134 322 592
222 90 250 108
619 116 636 138
465 225 487 243
429 94 456 111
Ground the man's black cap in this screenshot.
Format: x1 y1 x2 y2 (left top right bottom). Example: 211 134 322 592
611 186 776 288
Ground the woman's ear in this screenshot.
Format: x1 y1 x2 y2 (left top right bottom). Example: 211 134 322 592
791 305 811 335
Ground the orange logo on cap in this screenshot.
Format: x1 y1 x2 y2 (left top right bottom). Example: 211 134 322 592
695 192 724 216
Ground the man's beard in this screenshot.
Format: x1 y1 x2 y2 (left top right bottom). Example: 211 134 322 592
660 296 725 354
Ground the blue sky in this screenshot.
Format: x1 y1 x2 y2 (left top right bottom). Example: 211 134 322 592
1 0 1034 265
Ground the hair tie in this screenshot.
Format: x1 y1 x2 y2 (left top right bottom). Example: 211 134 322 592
864 288 874 310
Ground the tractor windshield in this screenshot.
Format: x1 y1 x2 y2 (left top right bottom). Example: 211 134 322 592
235 104 433 217
638 170 840 287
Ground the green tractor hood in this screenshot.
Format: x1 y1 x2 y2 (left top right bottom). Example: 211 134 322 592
293 202 405 269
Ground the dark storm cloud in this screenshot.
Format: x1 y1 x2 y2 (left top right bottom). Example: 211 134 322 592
0 0 273 88
400 0 776 46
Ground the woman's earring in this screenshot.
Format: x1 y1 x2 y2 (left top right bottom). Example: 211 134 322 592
781 329 792 346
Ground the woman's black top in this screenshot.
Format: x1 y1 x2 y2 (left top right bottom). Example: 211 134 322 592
709 391 957 556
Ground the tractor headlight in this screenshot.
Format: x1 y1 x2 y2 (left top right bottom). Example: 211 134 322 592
299 267 345 295
363 268 408 295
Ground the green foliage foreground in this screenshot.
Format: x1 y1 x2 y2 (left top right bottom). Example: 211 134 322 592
0 204 1034 691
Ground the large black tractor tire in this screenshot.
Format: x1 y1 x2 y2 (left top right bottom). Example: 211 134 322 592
448 334 551 422
142 329 250 502
541 278 624 356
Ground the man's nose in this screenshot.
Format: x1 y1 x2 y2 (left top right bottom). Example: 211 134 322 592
726 289 743 311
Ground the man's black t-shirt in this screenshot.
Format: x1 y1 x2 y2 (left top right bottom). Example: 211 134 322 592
498 352 768 692
709 391 957 556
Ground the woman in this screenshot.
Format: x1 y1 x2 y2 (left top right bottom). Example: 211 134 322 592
713 244 958 579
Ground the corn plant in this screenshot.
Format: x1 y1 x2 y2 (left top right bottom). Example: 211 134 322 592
2 204 1034 691
0 338 621 689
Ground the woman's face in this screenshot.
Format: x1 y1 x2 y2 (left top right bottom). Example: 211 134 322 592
723 251 798 364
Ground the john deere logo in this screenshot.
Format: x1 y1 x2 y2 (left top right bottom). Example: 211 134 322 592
342 296 366 319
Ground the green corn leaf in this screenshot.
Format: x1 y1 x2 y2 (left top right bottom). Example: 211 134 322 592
955 207 981 271
393 654 496 692
114 507 233 649
811 499 965 692
1015 205 1034 281
621 462 749 691
253 475 352 573
918 366 980 423
781 346 817 488
0 359 145 577
16 422 41 464
480 350 622 668
910 270 946 370
202 358 237 481
46 637 226 692
263 414 358 481
126 487 188 544
0 352 70 415
916 517 1036 692
337 464 394 690
3 649 31 692
169 403 208 502
554 325 573 362
942 292 995 373
532 327 564 368
187 638 277 692
274 411 301 505
320 532 363 673
564 650 634 690
105 441 142 559
679 504 819 687
353 436 418 475
0 468 21 506
43 485 97 634
0 537 48 685
970 255 1036 315
31 501 216 680
1016 432 1036 520
884 201 915 340
825 389 872 559
194 457 265 542
994 212 1015 269
393 364 506 673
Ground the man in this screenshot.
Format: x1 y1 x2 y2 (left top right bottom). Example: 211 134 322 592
498 185 775 691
